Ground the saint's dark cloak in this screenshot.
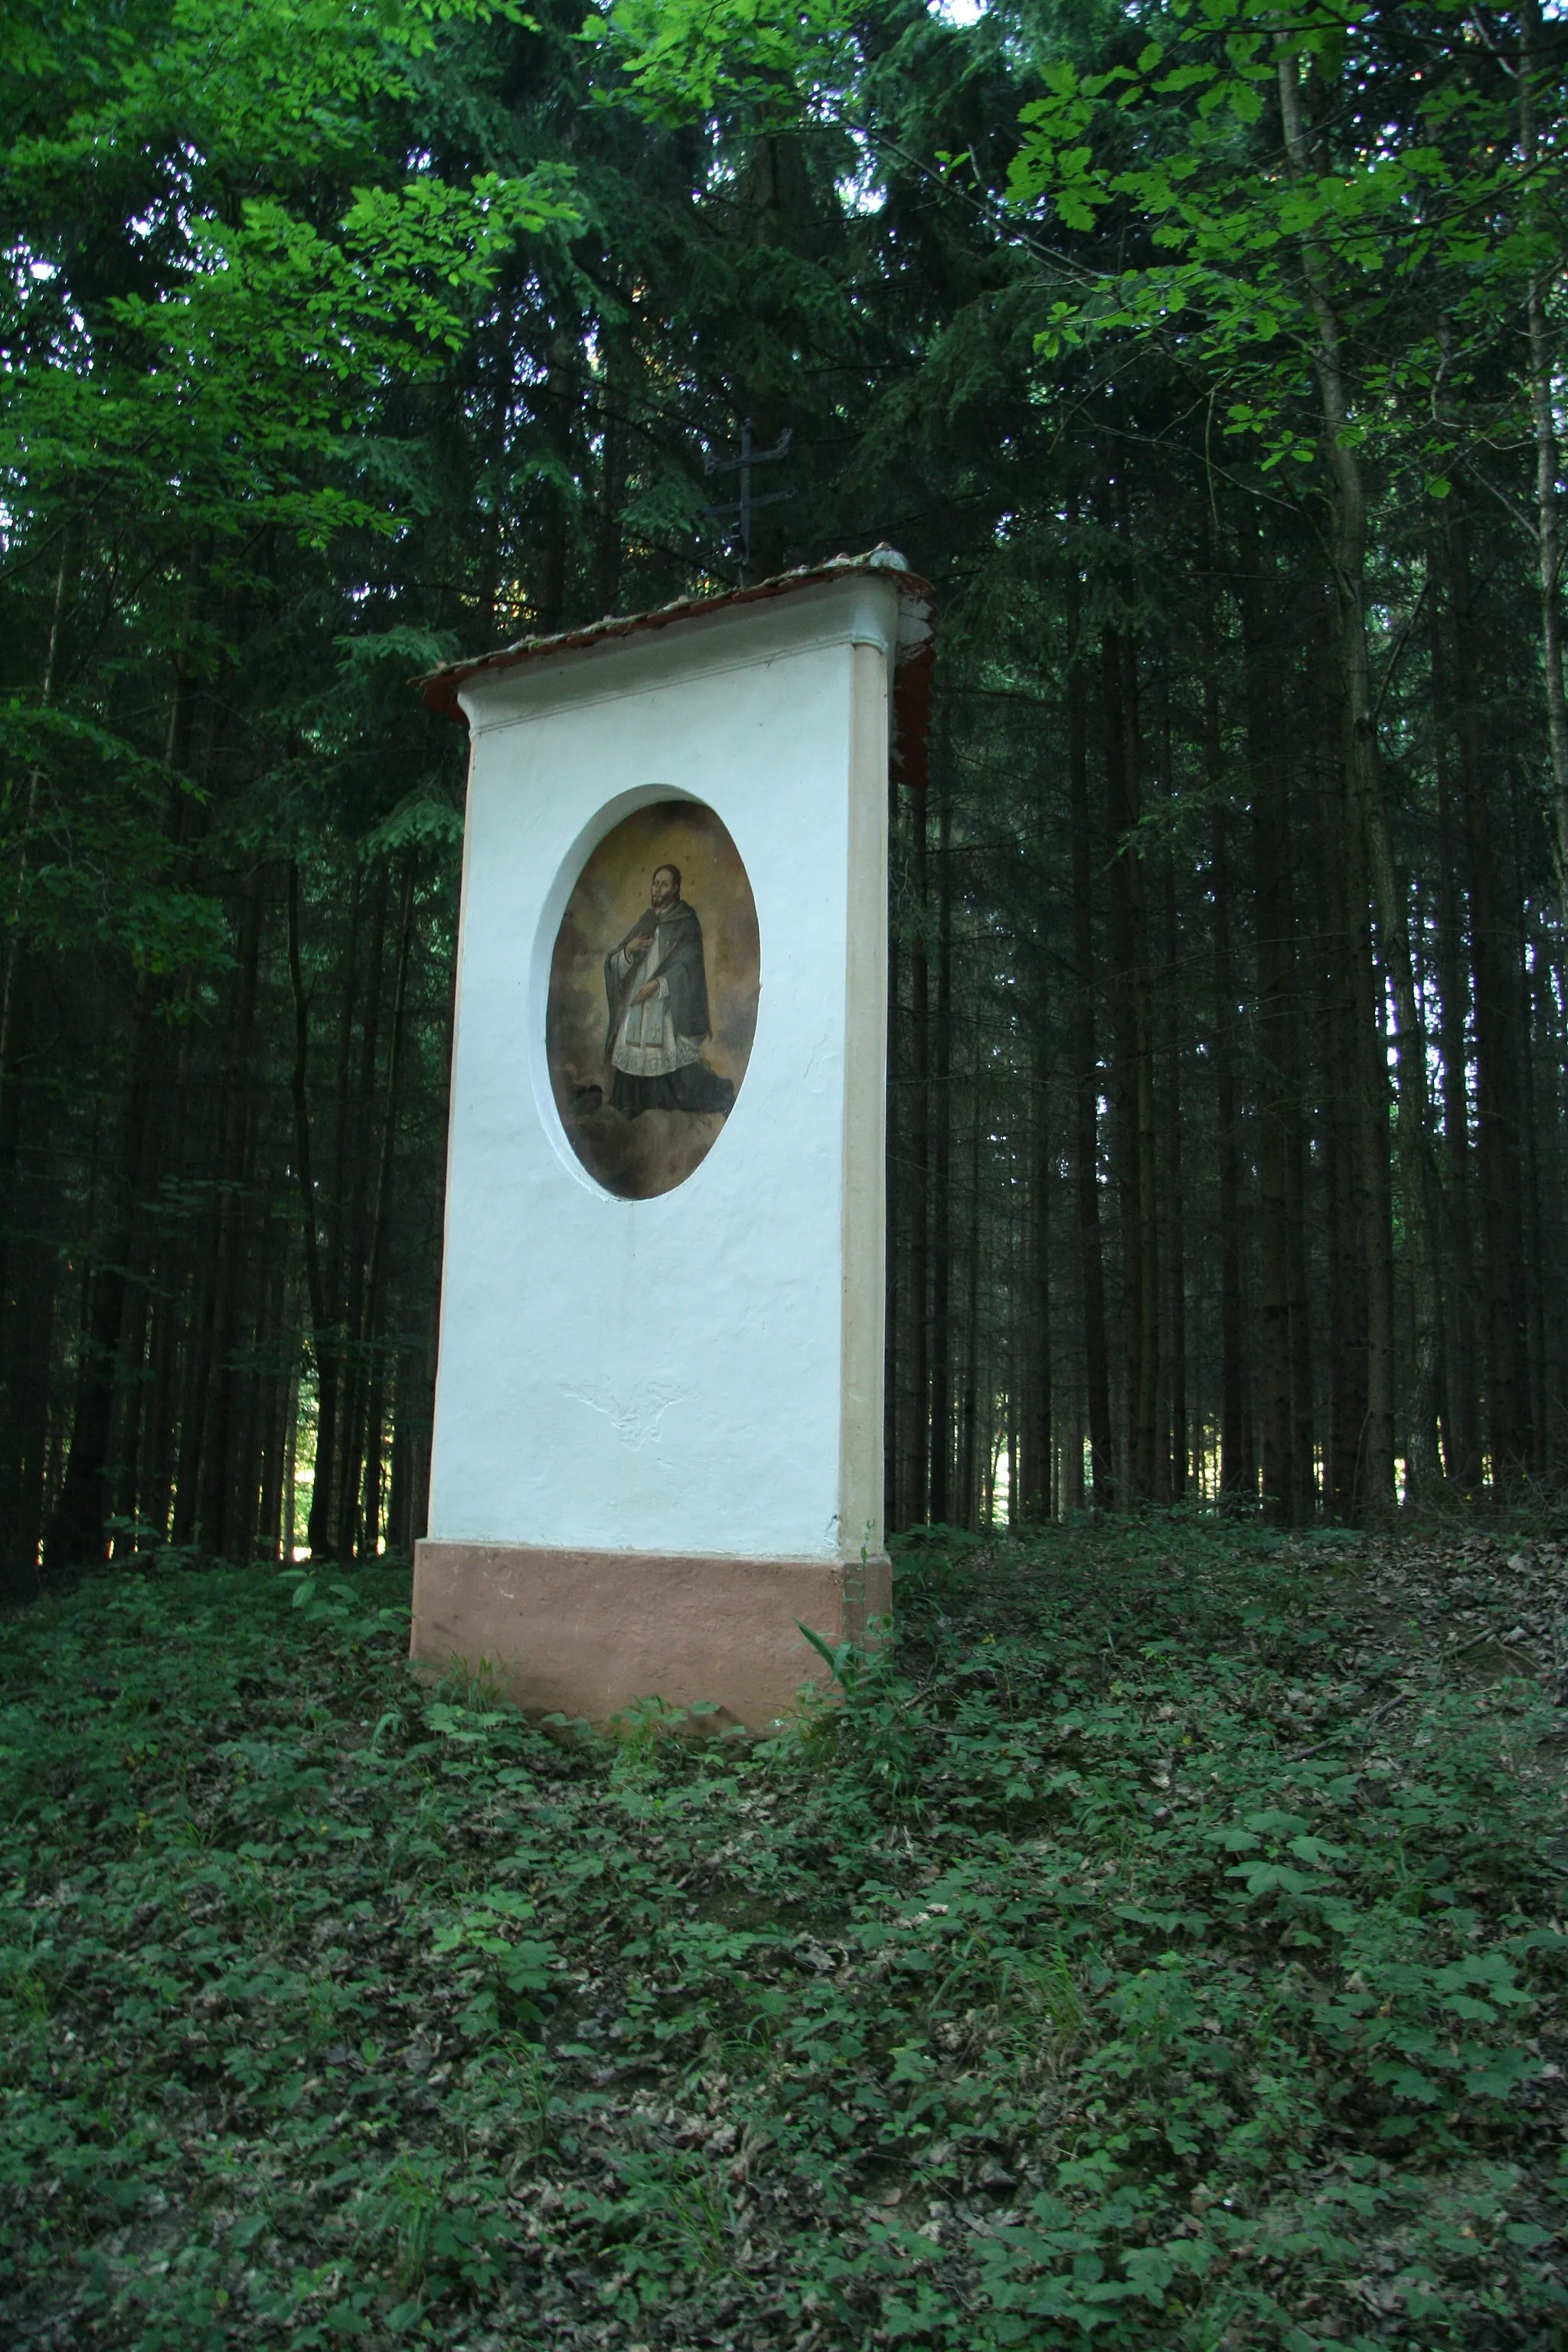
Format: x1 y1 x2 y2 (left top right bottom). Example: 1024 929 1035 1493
603 897 732 1119
603 898 710 1057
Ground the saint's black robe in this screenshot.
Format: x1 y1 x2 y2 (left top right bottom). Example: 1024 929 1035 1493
603 898 733 1119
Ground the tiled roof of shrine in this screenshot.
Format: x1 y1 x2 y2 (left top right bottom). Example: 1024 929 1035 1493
419 547 936 788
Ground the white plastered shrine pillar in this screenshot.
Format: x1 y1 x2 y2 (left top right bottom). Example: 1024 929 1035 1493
411 553 933 1729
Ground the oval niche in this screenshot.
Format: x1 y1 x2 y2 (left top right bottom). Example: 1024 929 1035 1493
545 799 761 1200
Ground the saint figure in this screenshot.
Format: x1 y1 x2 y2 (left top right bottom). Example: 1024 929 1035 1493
604 864 736 1118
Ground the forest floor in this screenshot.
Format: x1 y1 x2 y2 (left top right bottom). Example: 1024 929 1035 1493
1 1518 1565 2352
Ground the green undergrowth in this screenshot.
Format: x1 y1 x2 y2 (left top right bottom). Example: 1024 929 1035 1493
1 1519 1564 2350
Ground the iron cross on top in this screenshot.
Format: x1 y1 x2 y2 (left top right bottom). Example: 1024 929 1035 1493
701 420 794 586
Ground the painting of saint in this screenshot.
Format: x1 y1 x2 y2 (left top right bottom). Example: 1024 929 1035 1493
547 801 760 1199
603 863 735 1119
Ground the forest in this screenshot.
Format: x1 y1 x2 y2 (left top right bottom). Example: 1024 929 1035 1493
5 11 1568 2345
5 0 1568 1593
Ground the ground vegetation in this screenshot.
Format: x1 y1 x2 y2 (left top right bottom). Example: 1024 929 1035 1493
1 1521 1563 2347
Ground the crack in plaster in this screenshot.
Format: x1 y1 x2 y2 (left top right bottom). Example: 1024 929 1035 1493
560 1379 689 1452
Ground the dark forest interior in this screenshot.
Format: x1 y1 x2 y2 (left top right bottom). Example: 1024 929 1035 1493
5 0 1568 1598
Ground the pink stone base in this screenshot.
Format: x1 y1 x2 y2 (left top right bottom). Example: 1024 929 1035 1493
410 1540 892 1731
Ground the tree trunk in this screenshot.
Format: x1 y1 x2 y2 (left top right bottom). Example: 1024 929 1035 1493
1520 0 1568 918
1428 574 1482 1487
535 328 577 631
387 1352 413 1558
1442 504 1530 1485
336 869 389 1557
475 302 518 643
354 852 417 1557
4 1214 58 1598
43 977 160 1574
1103 622 1158 1499
960 1096 982 1529
197 871 264 1555
1511 806 1550 1472
289 862 345 1560
1277 40 1402 1512
0 976 54 1602
928 767 954 1524
1304 594 1370 1521
906 780 931 1525
283 1352 300 1562
0 533 70 1147
1200 578 1253 1504
1240 540 1312 1522
1540 934 1568 1468
886 754 903 1535
255 1249 289 1562
1161 839 1187 1498
1070 630 1114 1504
593 322 630 622
1021 1018 1054 1521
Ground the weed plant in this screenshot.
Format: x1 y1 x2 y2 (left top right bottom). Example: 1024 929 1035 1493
0 1521 1563 2347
